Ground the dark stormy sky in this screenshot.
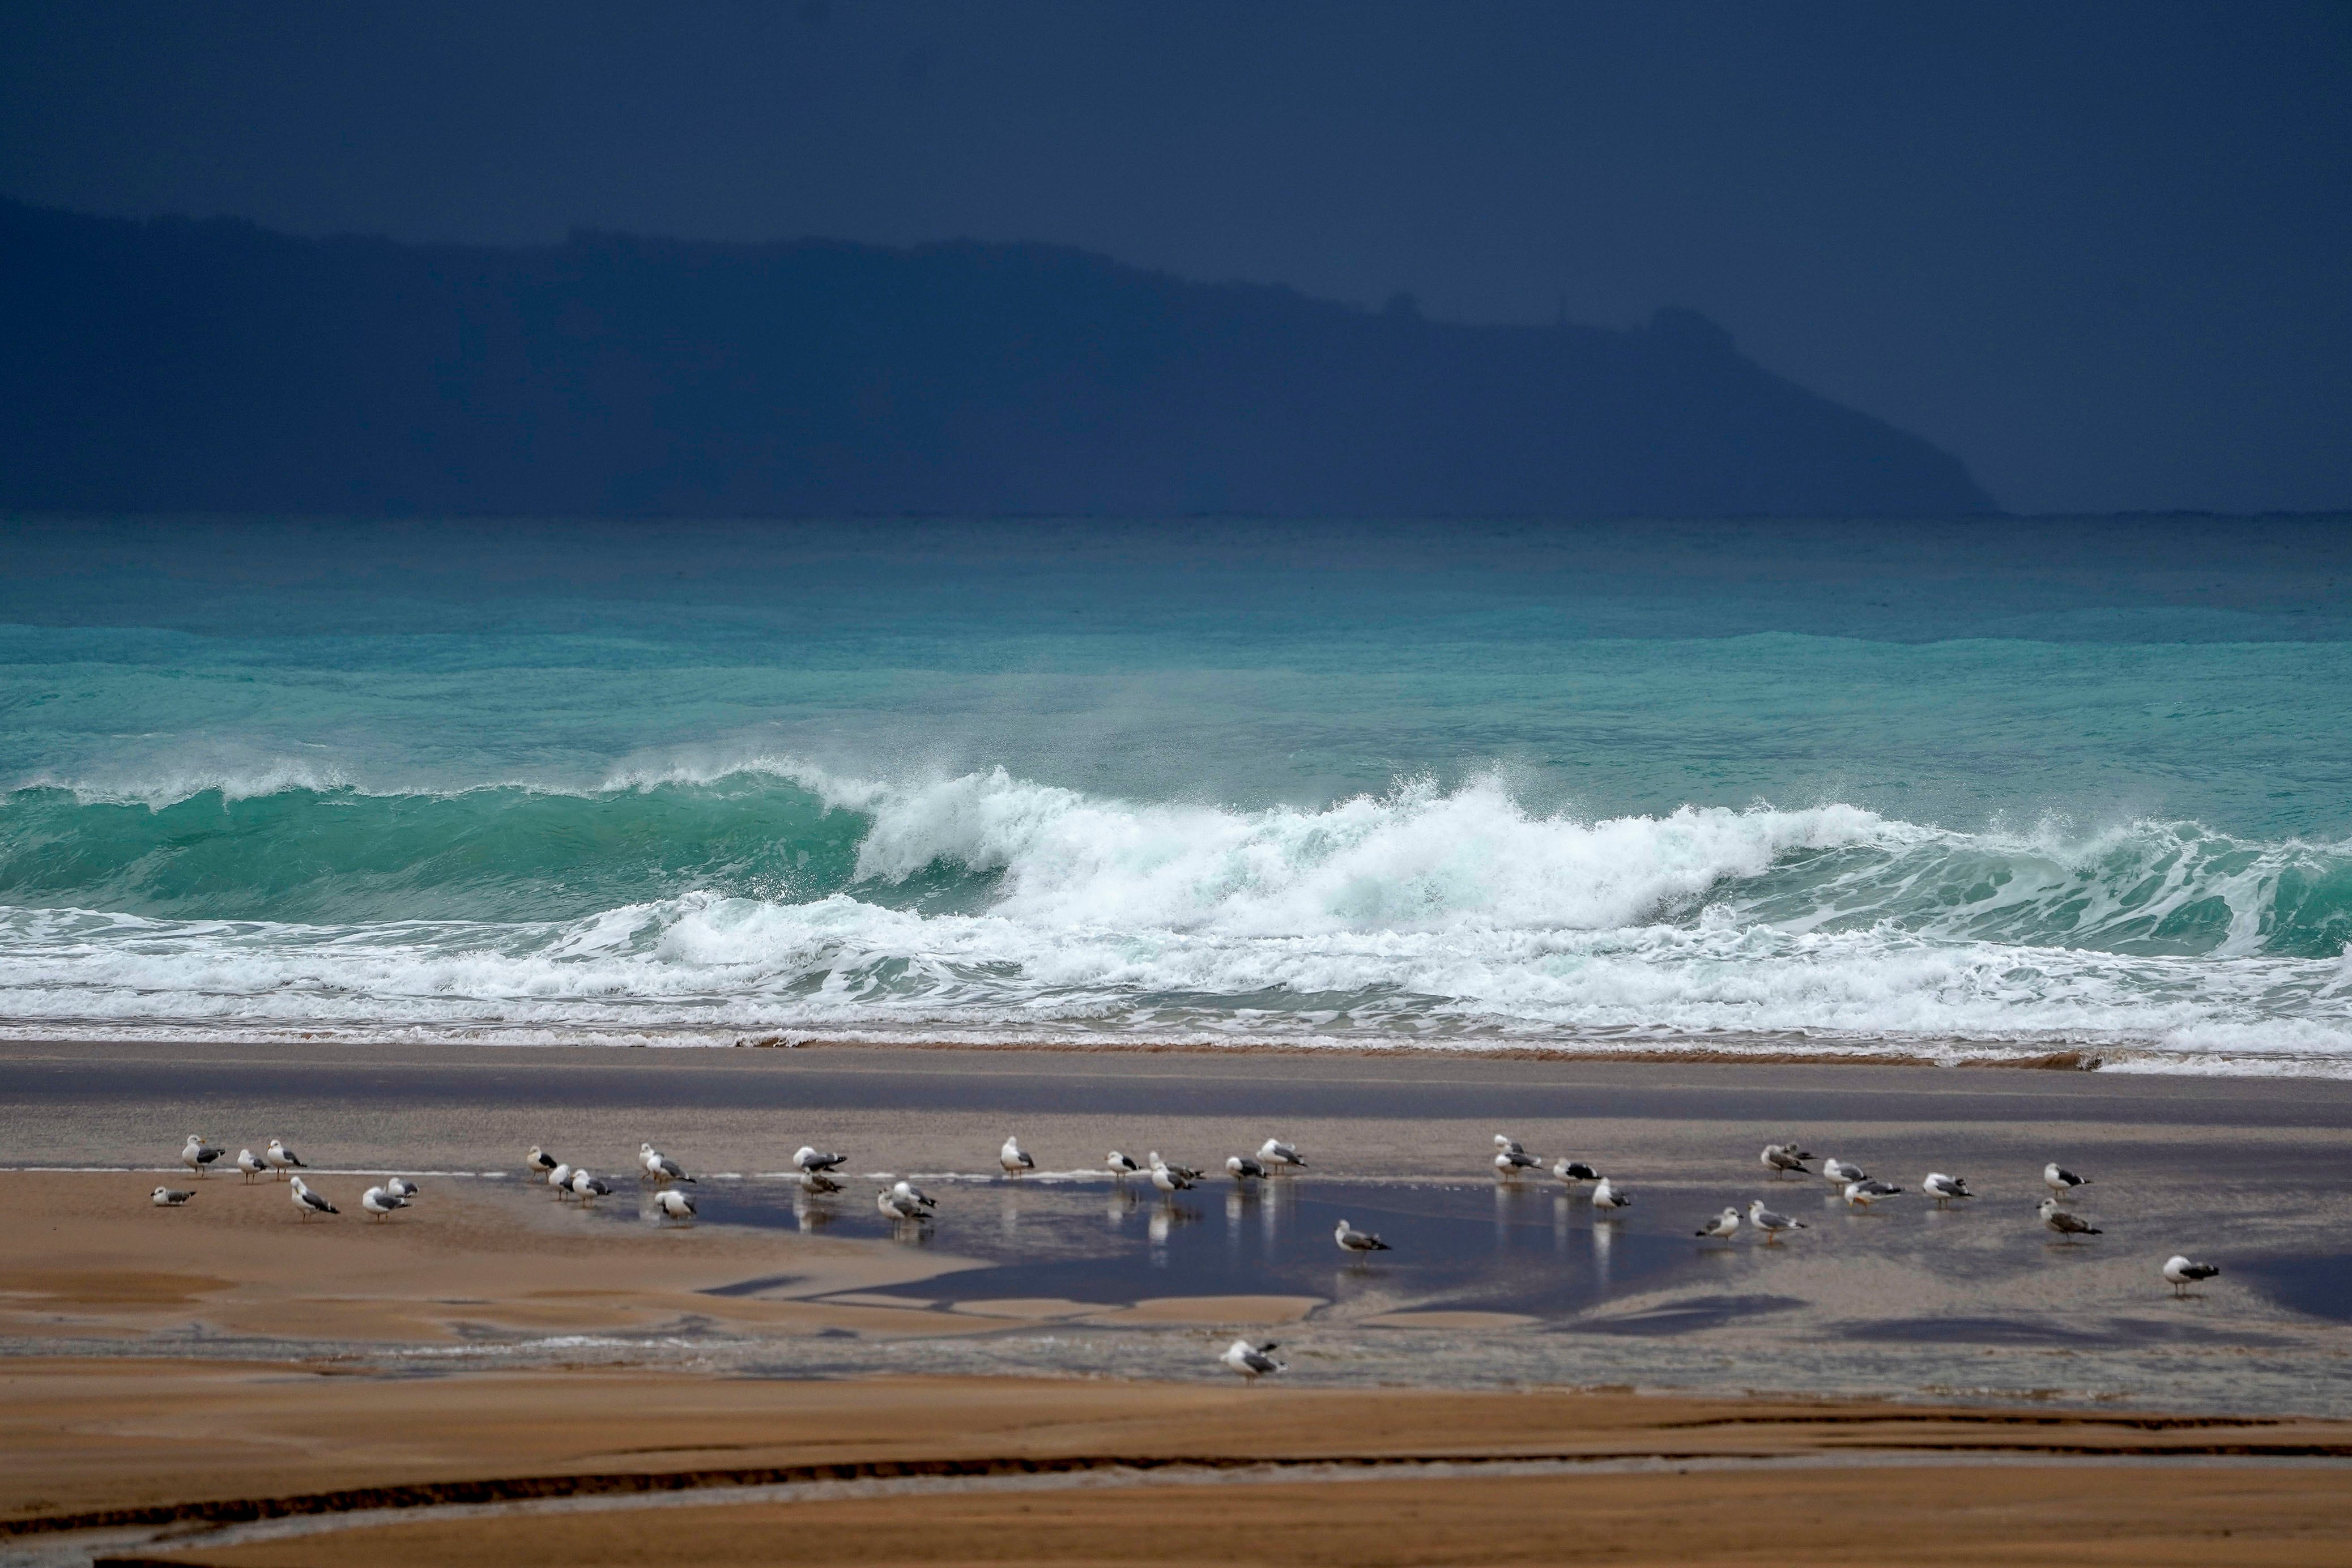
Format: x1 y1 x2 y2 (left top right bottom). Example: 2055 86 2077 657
4 2 2347 515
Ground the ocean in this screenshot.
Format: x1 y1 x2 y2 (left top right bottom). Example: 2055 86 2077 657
3 514 2349 1073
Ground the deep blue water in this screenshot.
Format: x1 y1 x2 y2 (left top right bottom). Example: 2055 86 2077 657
3 514 2349 1069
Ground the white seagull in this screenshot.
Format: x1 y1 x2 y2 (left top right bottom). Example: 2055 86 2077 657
569 1169 612 1201
1151 1161 1195 1196
1923 1173 1972 1208
1695 1206 1741 1241
640 1144 696 1184
235 1147 267 1182
2163 1255 2220 1296
2044 1162 2091 1197
180 1135 224 1177
1107 1151 1143 1179
360 1185 407 1221
1150 1152 1203 1183
263 1138 306 1178
151 1186 194 1207
1258 1139 1306 1170
1748 1199 1806 1244
876 1187 926 1222
1226 1154 1267 1181
653 1188 697 1223
794 1146 847 1173
999 1136 1035 1177
2040 1198 2101 1242
1760 1144 1811 1179
1842 1179 1903 1209
289 1176 338 1218
1333 1218 1390 1254
1220 1338 1284 1379
891 1179 938 1211
1591 1177 1634 1213
799 1168 843 1195
1821 1157 1867 1184
526 1145 559 1176
546 1161 575 1198
1552 1157 1599 1186
1494 1147 1543 1178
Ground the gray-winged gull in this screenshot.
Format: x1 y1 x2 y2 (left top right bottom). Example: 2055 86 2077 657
2043 1162 2091 1197
289 1176 338 1218
799 1168 843 1195
527 1145 559 1176
1591 1177 1634 1213
1107 1151 1143 1179
1922 1173 1972 1207
1150 1152 1203 1183
546 1161 575 1198
1760 1144 1811 1178
360 1185 408 1221
1258 1139 1306 1169
876 1187 926 1222
795 1145 847 1173
1842 1178 1903 1208
640 1143 696 1184
654 1188 697 1223
568 1169 612 1201
151 1186 194 1207
999 1136 1035 1177
1695 1206 1740 1240
1552 1157 1599 1186
891 1178 938 1211
1822 1157 1867 1184
1334 1219 1390 1254
1748 1199 1806 1243
235 1147 266 1182
180 1135 223 1177
1226 1154 1267 1181
263 1138 307 1178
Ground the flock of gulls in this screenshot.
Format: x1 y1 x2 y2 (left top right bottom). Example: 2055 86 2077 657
156 1126 2224 1379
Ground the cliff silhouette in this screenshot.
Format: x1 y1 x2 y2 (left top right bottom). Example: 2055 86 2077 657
0 200 1994 518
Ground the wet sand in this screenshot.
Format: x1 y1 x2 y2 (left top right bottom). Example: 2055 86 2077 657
5 1040 2349 1562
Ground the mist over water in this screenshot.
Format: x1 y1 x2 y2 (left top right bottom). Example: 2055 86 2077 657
4 517 2350 1070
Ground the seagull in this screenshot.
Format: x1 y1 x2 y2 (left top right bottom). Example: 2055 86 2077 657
1258 1139 1306 1169
2040 1198 2101 1242
180 1135 224 1177
235 1148 267 1182
1748 1199 1806 1244
263 1139 306 1178
547 1162 575 1198
526 1146 559 1176
1225 1154 1267 1181
876 1187 926 1222
1334 1218 1390 1254
890 1179 938 1211
385 1177 420 1200
1551 1157 1599 1186
1761 1144 1811 1179
1923 1173 1972 1208
654 1188 697 1223
1842 1178 1903 1208
794 1146 847 1173
799 1168 843 1195
1822 1157 1867 1184
1591 1177 1634 1213
1494 1147 1543 1178
640 1144 696 1184
1220 1338 1284 1379
2163 1255 2220 1296
360 1185 408 1221
1149 1152 1203 1183
1494 1134 1533 1157
999 1136 1034 1177
289 1176 338 1218
1151 1161 1195 1196
2044 1162 2091 1197
1695 1206 1741 1241
1107 1151 1143 1179
151 1186 194 1207
568 1169 612 1201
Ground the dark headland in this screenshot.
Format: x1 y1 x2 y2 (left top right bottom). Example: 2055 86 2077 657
0 198 1992 519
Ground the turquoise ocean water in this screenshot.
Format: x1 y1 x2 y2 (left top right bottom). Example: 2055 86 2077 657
3 515 2350 1072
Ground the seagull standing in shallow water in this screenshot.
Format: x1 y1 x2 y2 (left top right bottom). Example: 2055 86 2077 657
1760 1144 1810 1179
1552 1157 1599 1187
181 1135 224 1177
1591 1177 1634 1214
653 1188 696 1223
2044 1162 2091 1198
1334 1219 1390 1254
289 1177 338 1218
798 1168 842 1195
547 1162 575 1198
640 1144 695 1184
2040 1198 2101 1242
876 1187 926 1222
1107 1151 1142 1180
235 1148 267 1182
568 1169 611 1201
1923 1173 1972 1208
1695 1207 1741 1241
152 1186 194 1207
1842 1179 1903 1209
891 1179 938 1212
2163 1255 2220 1296
999 1136 1035 1177
1748 1199 1806 1244
1258 1139 1306 1170
1220 1339 1284 1379
1226 1154 1267 1182
1821 1157 1867 1185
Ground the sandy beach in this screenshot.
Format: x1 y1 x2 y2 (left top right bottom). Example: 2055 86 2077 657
3 1039 2348 1563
